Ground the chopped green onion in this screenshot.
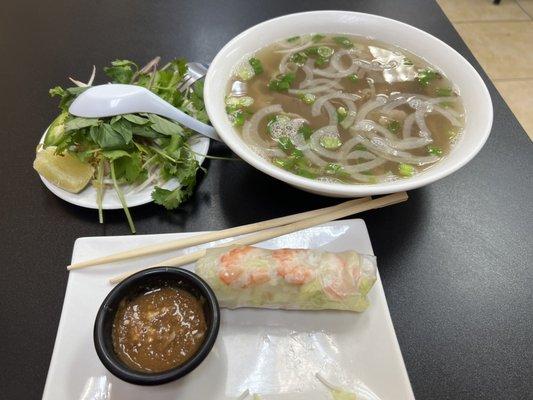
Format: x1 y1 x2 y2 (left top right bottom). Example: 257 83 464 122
348 74 359 82
314 57 329 67
398 163 415 177
427 145 443 156
228 109 247 126
298 93 316 104
236 63 255 81
311 34 326 43
319 136 342 149
290 51 308 65
286 36 300 43
326 163 344 175
417 68 440 87
298 124 313 141
403 58 414 66
317 46 334 58
268 73 295 92
387 120 401 134
436 87 453 97
277 136 295 152
354 144 367 151
249 58 263 75
336 107 347 122
333 36 353 48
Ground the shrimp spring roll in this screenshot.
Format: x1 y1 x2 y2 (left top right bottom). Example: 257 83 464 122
195 245 377 312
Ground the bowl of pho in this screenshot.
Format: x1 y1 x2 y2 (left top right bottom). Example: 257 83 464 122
204 11 492 196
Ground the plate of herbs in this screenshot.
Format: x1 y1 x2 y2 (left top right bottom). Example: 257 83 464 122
34 58 212 233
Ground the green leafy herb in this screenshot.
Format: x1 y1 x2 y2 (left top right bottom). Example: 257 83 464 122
249 58 263 75
333 36 353 48
286 36 300 43
40 57 210 232
103 59 137 84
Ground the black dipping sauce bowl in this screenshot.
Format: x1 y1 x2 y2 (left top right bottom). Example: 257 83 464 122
94 267 220 385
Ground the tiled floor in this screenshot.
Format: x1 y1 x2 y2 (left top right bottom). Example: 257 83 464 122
437 0 533 140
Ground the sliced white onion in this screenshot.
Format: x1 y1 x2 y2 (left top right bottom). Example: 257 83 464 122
242 104 282 147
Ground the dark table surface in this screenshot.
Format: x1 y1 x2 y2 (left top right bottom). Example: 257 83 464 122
1 1 531 399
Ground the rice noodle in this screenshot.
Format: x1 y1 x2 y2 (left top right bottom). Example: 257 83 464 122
279 52 298 74
354 95 387 125
402 113 416 138
431 105 463 126
300 59 315 87
353 131 439 165
299 78 342 89
356 119 397 141
344 157 386 173
242 104 282 147
311 91 360 117
415 109 432 138
275 38 313 53
290 79 341 94
313 50 358 78
323 102 338 126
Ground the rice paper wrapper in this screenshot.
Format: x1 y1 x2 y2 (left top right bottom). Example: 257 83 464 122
195 245 377 312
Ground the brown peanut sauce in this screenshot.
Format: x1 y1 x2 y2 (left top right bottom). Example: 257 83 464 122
112 286 207 373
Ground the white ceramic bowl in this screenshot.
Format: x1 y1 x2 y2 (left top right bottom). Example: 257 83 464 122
204 10 493 197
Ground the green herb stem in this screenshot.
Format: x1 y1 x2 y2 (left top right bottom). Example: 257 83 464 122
110 161 136 234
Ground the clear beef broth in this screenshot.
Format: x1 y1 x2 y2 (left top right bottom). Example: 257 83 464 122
112 286 207 373
226 34 464 183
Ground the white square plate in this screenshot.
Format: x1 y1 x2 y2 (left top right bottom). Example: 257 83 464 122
43 219 414 400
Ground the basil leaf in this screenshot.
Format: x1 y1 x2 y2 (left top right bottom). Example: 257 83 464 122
123 113 150 125
65 117 100 131
148 114 184 136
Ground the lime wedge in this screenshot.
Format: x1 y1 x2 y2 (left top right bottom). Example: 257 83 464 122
33 147 94 193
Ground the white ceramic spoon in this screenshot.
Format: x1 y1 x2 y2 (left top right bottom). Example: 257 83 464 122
69 84 221 141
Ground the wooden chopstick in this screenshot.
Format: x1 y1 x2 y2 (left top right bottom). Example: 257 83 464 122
108 192 407 284
69 197 370 270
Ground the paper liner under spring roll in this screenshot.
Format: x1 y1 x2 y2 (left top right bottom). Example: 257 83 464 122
195 245 377 312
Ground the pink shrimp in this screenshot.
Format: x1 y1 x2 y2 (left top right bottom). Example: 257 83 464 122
321 253 358 300
273 249 315 285
219 246 271 287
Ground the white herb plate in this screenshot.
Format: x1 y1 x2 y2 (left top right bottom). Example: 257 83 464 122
37 130 210 209
42 220 414 400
